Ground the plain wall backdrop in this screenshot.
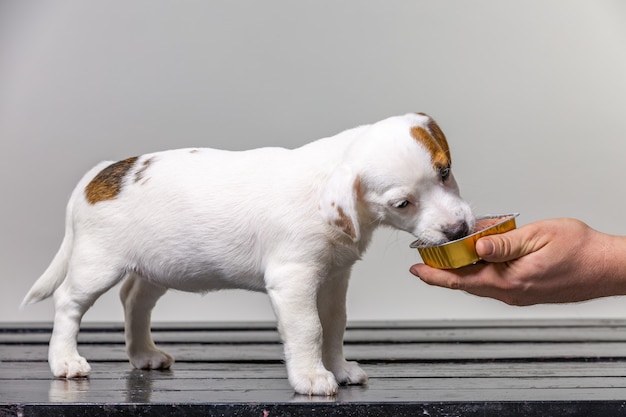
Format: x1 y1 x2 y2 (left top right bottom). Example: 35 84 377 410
2 1 626 323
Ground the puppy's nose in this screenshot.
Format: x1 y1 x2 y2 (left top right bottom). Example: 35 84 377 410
443 220 470 241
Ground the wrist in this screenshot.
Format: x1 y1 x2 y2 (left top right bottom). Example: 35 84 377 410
594 232 626 297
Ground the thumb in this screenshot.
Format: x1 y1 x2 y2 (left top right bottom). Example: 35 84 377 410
475 229 529 263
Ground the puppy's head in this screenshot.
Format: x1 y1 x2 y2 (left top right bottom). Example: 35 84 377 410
321 113 474 245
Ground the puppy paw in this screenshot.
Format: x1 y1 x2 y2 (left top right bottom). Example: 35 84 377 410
290 368 339 396
328 360 368 386
50 355 91 378
129 348 174 370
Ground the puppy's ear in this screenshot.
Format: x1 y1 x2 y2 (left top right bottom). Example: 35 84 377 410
320 165 361 242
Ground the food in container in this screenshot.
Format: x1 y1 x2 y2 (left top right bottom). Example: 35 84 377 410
410 213 519 269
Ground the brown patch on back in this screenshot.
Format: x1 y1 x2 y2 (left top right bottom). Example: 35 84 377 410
135 157 155 184
410 116 451 171
335 206 357 240
85 157 138 204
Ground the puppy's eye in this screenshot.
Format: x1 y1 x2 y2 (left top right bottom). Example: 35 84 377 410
439 166 451 182
394 200 410 209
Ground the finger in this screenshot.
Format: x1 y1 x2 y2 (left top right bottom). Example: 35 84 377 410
410 263 479 291
476 224 542 263
411 262 516 303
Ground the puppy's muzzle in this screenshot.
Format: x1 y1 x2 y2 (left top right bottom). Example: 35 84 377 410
443 220 470 242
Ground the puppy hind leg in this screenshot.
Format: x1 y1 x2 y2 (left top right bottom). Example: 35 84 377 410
119 273 173 370
49 264 125 378
317 271 368 386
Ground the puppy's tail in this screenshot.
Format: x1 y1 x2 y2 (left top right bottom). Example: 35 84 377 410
21 161 112 307
21 219 73 307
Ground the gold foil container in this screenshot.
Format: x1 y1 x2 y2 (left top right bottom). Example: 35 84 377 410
410 213 519 269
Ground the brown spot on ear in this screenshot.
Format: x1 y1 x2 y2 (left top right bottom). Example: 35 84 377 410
135 157 155 184
85 157 138 204
335 206 357 240
353 174 363 200
410 125 451 172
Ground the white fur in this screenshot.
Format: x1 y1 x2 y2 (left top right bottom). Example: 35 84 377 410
23 113 474 396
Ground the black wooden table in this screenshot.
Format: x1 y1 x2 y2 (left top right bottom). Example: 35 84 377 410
2 320 626 416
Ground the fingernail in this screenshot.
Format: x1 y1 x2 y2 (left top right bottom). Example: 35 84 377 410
477 238 495 256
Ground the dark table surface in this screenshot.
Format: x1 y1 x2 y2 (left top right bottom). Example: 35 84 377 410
2 320 626 416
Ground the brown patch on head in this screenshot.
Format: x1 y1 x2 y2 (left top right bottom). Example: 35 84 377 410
189 149 199 154
410 115 451 172
85 157 138 204
334 206 357 240
135 157 155 184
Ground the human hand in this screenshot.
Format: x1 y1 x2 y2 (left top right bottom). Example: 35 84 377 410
410 218 626 305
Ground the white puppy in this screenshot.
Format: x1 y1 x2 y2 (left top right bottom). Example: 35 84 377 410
23 113 474 396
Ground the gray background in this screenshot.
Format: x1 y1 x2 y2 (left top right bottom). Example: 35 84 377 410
2 1 626 323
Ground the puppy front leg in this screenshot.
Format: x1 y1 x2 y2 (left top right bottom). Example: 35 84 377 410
266 264 338 396
318 270 368 386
